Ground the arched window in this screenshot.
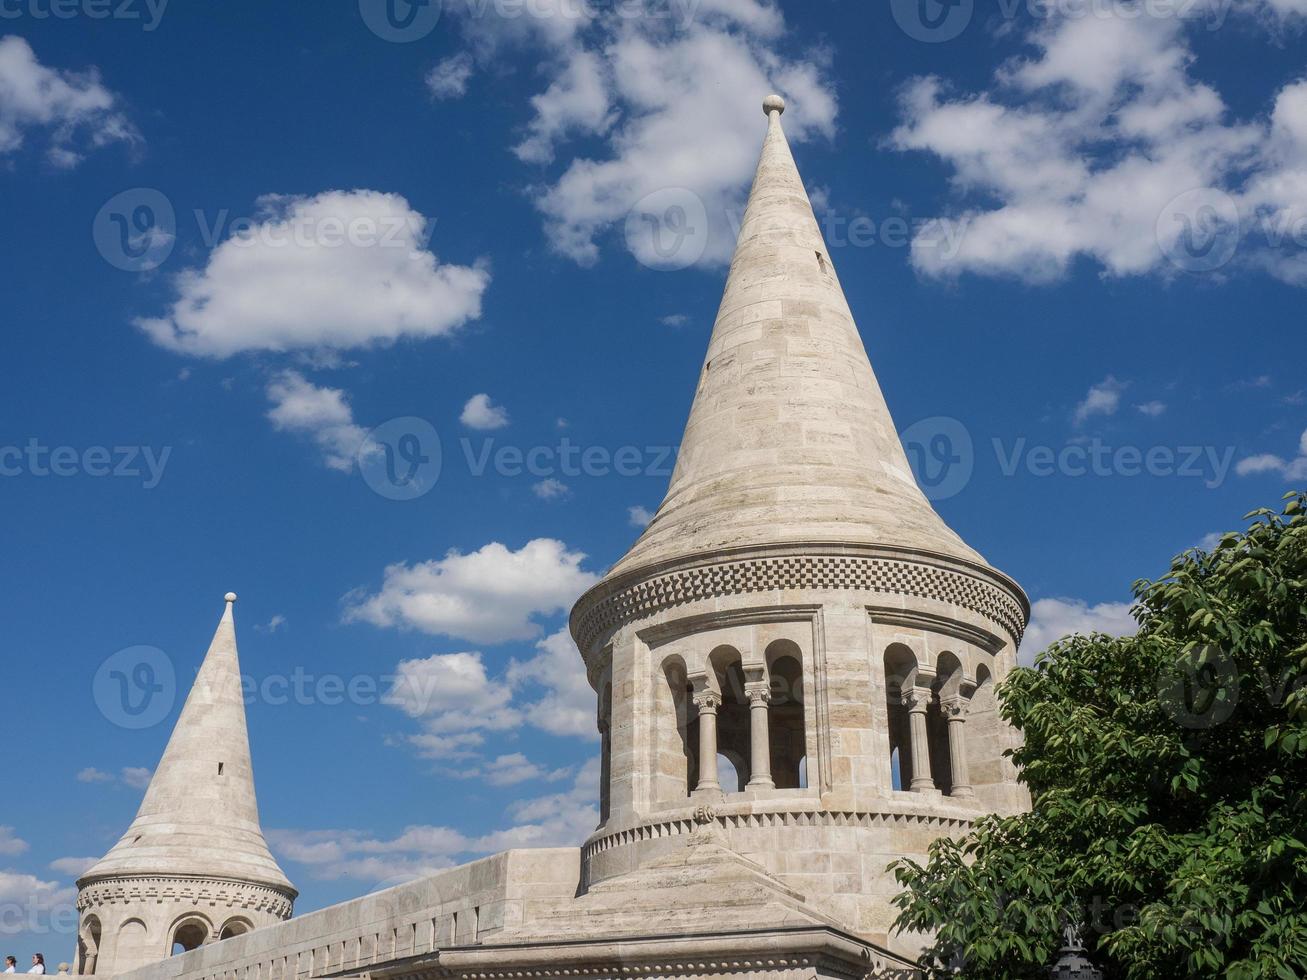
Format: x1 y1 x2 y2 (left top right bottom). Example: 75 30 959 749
599 679 613 822
716 752 745 793
219 918 252 942
709 646 751 790
884 644 918 790
79 915 102 975
171 917 209 956
929 652 965 795
661 656 695 798
766 643 807 789
966 663 997 790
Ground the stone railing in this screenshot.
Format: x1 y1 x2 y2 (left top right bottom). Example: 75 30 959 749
101 849 580 980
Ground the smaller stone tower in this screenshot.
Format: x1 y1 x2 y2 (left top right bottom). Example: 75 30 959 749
76 595 296 976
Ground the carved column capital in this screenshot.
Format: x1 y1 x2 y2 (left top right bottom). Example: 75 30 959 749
692 690 723 713
941 696 968 719
744 681 772 706
900 688 931 713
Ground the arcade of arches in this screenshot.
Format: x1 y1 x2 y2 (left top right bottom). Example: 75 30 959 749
658 640 810 797
883 643 994 798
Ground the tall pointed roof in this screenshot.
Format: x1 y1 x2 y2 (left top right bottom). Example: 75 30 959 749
80 595 295 895
608 96 984 581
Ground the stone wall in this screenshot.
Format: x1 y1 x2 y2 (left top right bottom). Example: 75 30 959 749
97 850 580 980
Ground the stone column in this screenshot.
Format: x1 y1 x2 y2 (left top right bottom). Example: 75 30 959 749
692 690 722 792
744 680 774 790
902 690 936 793
942 697 974 798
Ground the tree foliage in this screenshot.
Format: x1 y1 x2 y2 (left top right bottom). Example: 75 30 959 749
890 492 1307 978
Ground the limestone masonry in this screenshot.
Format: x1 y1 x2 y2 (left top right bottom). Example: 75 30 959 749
75 97 1031 980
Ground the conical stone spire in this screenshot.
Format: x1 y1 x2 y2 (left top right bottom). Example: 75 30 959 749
571 101 1029 962
609 95 982 581
81 594 294 893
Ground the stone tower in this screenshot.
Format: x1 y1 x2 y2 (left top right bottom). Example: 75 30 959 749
76 595 296 976
569 96 1030 956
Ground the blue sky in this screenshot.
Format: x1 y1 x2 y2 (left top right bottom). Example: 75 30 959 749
2 0 1306 962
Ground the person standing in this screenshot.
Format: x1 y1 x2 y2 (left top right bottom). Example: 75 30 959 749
26 955 43 975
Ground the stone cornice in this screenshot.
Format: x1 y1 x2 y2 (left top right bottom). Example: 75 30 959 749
76 874 295 917
571 542 1029 656
368 925 917 980
583 806 977 864
865 605 1006 654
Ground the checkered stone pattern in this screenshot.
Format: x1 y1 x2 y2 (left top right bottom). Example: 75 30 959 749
574 552 1026 653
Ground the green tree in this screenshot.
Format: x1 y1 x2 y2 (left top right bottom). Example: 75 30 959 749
891 492 1307 979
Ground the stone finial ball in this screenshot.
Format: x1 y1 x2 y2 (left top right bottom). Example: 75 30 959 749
225 592 238 603
763 94 786 116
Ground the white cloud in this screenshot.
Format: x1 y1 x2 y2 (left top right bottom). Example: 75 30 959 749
533 478 571 500
0 36 137 167
536 26 837 267
456 0 592 52
443 0 834 266
75 766 152 789
507 628 598 740
1237 453 1290 475
345 539 598 644
1236 427 1307 479
1136 400 1168 417
1019 597 1138 667
404 731 485 761
1074 376 1128 424
1243 80 1307 284
387 651 520 734
472 757 599 851
426 53 475 99
889 8 1307 284
0 871 75 936
266 827 463 883
120 767 152 789
387 628 596 770
266 760 598 884
266 371 369 472
514 49 614 164
478 753 572 787
628 505 654 528
660 314 690 328
460 393 510 430
48 857 98 878
0 827 28 856
137 191 489 357
256 613 288 634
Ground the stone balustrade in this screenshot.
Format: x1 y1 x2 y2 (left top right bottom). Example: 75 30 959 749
96 850 580 980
